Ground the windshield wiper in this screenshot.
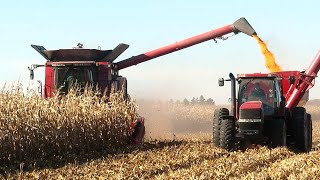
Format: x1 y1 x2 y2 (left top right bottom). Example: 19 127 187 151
241 78 254 90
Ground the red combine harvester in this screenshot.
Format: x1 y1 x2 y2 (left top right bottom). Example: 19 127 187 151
29 17 256 144
215 51 320 152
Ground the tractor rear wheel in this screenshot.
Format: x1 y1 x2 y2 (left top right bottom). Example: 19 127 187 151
292 107 312 152
212 108 235 151
270 118 286 147
213 108 229 146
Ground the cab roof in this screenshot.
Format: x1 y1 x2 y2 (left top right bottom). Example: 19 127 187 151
237 72 281 78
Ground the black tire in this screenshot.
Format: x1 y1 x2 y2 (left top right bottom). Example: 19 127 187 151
270 118 286 147
292 107 312 152
307 113 312 151
219 118 236 151
213 108 229 146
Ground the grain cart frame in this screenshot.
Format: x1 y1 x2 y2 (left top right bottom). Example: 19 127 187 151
29 17 257 144
214 51 320 152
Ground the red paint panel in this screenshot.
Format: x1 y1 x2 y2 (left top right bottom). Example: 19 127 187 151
275 71 300 99
44 65 54 98
240 101 263 110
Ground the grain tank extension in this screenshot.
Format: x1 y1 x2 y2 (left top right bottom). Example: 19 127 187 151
28 17 256 144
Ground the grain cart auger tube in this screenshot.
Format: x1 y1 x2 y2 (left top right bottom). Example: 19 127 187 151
28 17 255 145
115 17 256 70
215 50 320 152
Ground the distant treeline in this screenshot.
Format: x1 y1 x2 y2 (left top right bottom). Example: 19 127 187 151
169 95 215 105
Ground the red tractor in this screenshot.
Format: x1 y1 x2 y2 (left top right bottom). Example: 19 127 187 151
29 17 257 144
214 51 320 152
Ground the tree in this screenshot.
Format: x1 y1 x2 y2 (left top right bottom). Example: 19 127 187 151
199 95 206 104
195 98 199 104
191 97 196 105
206 98 215 105
183 98 189 105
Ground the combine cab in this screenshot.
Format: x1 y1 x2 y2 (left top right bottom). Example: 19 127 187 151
29 17 257 145
29 43 129 98
214 51 320 152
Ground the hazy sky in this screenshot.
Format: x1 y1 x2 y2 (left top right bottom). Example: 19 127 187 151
1 1 319 103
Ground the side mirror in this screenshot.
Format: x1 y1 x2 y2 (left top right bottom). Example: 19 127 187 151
289 76 295 84
28 67 34 80
28 64 44 80
218 78 224 86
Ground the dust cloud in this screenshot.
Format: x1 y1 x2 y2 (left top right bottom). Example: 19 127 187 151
137 99 227 140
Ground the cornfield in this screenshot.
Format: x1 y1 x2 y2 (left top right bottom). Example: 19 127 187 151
0 84 137 172
1 95 320 178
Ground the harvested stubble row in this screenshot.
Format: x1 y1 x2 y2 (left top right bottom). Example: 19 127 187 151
0 85 136 166
5 121 320 179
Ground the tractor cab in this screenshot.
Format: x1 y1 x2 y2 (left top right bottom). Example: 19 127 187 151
237 74 285 118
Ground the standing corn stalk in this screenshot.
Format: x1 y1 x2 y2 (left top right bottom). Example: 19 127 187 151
0 84 140 166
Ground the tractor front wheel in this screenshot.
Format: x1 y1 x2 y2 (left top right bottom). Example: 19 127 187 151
219 118 236 151
213 108 235 151
213 108 229 146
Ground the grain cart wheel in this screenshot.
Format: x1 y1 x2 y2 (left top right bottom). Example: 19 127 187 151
306 113 312 151
270 118 286 147
213 108 229 147
219 118 236 151
292 107 312 152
